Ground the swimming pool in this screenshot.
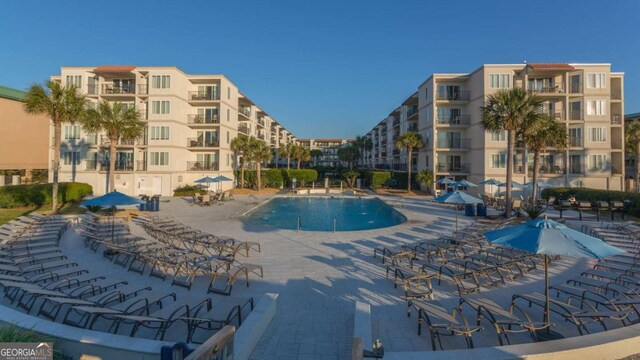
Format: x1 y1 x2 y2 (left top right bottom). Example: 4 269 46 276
243 197 406 231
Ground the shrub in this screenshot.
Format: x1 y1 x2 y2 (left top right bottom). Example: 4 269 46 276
282 169 318 187
367 171 391 189
342 170 360 188
264 169 284 188
0 182 92 208
541 187 640 217
390 171 419 190
173 184 205 196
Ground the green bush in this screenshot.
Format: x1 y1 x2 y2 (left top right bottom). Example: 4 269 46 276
390 171 419 190
0 182 92 208
173 184 205 196
264 169 284 188
282 169 318 187
541 187 639 217
341 170 360 188
367 171 391 189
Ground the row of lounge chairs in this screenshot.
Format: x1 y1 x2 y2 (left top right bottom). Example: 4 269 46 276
0 214 254 343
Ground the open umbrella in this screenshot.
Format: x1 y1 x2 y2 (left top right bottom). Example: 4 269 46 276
435 177 455 185
81 191 145 240
485 216 625 330
195 176 218 192
479 178 500 196
212 175 233 192
523 181 554 200
452 179 477 189
433 190 483 233
497 181 523 189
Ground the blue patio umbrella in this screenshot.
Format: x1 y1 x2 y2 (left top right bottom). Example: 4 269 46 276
434 190 483 233
452 179 478 188
485 216 625 326
212 175 233 192
81 191 145 240
497 181 523 189
479 178 501 196
195 176 219 191
435 177 455 185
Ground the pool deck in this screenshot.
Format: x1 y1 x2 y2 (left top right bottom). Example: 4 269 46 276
152 194 594 359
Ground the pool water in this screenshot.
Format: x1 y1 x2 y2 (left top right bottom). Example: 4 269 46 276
243 197 406 231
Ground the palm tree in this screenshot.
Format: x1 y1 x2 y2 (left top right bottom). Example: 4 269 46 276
626 120 640 191
250 140 272 191
310 149 323 166
395 131 424 192
337 145 359 169
82 101 145 192
521 115 568 201
481 88 544 217
281 143 295 169
294 146 310 169
363 138 373 167
231 135 251 188
24 81 86 211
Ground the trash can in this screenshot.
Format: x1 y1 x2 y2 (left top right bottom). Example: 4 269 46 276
151 195 160 212
139 196 148 211
465 204 476 216
476 203 487 217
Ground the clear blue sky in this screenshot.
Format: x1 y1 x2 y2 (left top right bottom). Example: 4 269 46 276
2 0 639 138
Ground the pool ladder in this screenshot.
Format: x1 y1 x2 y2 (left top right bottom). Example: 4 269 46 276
295 217 336 232
297 217 301 232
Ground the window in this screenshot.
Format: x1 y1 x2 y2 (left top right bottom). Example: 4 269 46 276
62 151 80 165
490 131 507 142
586 100 606 115
489 74 510 89
490 154 506 168
65 75 82 88
227 131 230 144
569 154 583 174
150 126 170 140
64 125 81 140
151 75 171 89
424 87 429 100
588 127 607 142
227 109 230 122
227 87 231 100
589 154 607 171
587 73 606 89
569 127 582 147
150 152 169 166
227 153 230 166
151 101 170 114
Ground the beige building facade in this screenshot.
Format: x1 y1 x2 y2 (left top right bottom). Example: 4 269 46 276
363 63 625 191
49 66 295 196
296 138 353 167
0 85 49 177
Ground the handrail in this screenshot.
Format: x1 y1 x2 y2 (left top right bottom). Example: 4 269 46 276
184 325 235 360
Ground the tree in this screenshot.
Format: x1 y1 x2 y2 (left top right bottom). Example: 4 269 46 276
24 81 86 211
231 135 251 188
415 170 434 194
353 136 373 167
342 170 360 188
250 139 273 191
520 115 568 201
280 143 295 169
337 145 359 169
293 146 310 169
310 149 324 166
481 88 544 218
626 120 640 191
82 101 145 192
395 131 424 192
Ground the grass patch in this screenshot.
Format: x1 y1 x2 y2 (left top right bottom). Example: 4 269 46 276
0 207 35 225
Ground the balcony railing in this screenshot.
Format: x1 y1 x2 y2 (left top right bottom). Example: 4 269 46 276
186 138 220 148
436 138 470 149
436 91 470 101
406 106 418 118
101 136 135 146
392 149 400 156
570 137 583 147
569 110 583 121
86 135 99 146
100 161 134 171
187 114 220 125
85 160 97 171
187 161 219 171
436 163 470 173
528 85 565 94
407 124 419 132
188 91 221 101
393 119 400 127
543 111 565 120
136 160 147 171
612 114 622 125
515 165 566 175
436 115 471 126
101 84 136 95
238 125 250 135
258 118 266 127
239 107 251 118
611 90 622 100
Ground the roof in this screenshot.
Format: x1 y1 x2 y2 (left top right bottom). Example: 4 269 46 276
0 85 27 101
92 65 136 73
626 112 640 119
526 63 575 70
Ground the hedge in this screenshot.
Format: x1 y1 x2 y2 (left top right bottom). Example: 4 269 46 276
541 187 640 217
367 171 391 189
282 169 318 187
0 182 93 208
264 169 284 188
174 184 206 196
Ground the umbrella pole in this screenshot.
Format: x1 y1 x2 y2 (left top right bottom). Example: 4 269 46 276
455 205 458 235
544 254 550 326
111 205 115 242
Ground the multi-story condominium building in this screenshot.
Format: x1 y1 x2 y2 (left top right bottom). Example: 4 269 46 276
363 63 625 191
0 85 49 184
49 66 295 196
296 138 353 167
625 112 640 190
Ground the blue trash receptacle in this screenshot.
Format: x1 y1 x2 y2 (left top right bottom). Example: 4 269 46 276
139 196 148 211
476 203 486 217
151 196 160 211
465 204 475 216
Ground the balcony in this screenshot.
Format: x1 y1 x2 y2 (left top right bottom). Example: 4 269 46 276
527 84 565 95
436 115 471 126
611 90 622 100
569 110 583 121
569 82 583 94
436 163 470 173
407 124 419 132
436 91 470 101
239 107 251 119
187 161 219 171
392 149 400 156
612 114 622 125
258 118 266 127
238 125 250 135
436 138 470 149
84 160 97 171
187 114 220 125
101 84 136 95
569 137 583 147
186 138 219 148
100 161 134 172
100 136 135 147
188 91 220 101
393 119 400 127
136 160 147 171
612 164 623 175
543 111 565 121
86 135 99 146
514 164 566 175
406 106 418 119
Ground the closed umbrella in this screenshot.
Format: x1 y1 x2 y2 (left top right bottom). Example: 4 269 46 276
81 191 145 240
433 190 483 233
485 216 625 331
